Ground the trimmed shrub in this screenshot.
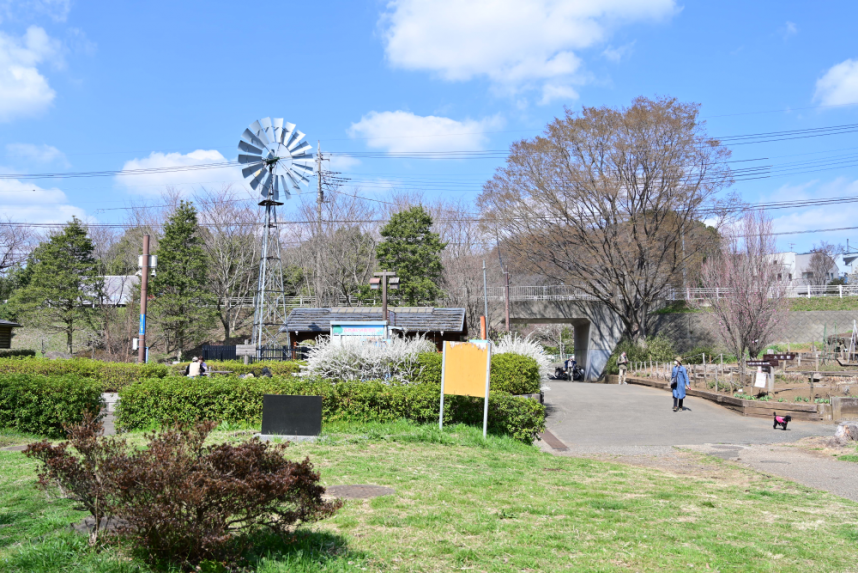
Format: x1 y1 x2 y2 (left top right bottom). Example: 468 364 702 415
0 374 102 437
490 353 541 395
0 357 169 391
26 415 340 568
406 352 541 395
170 360 303 377
0 349 36 358
117 377 546 442
494 334 553 378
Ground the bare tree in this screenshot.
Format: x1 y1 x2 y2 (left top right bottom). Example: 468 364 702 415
0 217 35 273
289 189 378 307
806 241 841 287
478 97 734 341
698 211 788 374
196 187 260 342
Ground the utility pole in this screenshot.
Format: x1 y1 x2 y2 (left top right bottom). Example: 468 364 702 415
504 271 511 332
138 234 150 364
316 141 323 239
482 260 488 334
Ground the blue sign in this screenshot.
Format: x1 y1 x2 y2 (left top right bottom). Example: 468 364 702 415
139 314 146 335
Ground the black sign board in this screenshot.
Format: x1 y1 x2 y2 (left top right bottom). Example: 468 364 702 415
746 360 772 372
761 353 795 366
261 395 322 436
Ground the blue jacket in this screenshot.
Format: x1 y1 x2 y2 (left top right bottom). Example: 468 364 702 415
671 365 690 398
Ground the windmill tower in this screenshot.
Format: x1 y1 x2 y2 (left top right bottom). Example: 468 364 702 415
238 118 313 356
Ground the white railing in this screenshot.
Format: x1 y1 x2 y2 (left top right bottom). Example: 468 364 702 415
217 282 858 309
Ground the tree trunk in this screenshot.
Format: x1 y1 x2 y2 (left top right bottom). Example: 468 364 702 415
67 321 73 355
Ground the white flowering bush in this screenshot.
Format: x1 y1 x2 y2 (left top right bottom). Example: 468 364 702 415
300 335 435 383
494 334 552 379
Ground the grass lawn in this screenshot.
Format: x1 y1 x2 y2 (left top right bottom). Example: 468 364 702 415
2 421 858 572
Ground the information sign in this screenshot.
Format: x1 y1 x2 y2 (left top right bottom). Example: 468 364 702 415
439 341 491 438
330 321 388 343
236 344 255 357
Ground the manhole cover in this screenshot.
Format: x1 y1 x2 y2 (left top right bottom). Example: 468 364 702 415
326 485 395 499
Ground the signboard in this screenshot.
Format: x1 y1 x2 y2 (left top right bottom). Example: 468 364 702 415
261 395 322 437
754 368 768 388
439 341 492 438
761 353 795 366
330 321 388 343
747 360 772 372
236 344 255 357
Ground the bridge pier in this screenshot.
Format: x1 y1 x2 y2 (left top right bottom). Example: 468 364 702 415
508 300 625 381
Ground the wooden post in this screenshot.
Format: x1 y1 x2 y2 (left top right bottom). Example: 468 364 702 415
243 339 250 366
479 316 487 340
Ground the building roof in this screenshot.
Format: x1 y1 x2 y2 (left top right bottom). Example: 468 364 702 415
0 319 21 327
281 307 467 334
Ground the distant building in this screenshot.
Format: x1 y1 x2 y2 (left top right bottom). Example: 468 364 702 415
771 252 840 285
282 307 468 351
0 319 21 349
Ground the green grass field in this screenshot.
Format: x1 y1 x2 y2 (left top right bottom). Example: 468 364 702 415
2 421 858 572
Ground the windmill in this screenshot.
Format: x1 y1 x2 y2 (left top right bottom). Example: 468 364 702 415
238 118 314 356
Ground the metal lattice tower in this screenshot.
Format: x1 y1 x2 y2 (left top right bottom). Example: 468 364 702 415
237 118 313 355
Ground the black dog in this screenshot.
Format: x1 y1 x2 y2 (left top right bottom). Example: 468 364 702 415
773 412 792 430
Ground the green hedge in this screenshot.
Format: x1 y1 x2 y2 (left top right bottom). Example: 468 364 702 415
0 357 169 391
0 374 103 437
117 377 545 442
410 352 541 395
170 360 304 377
0 349 36 358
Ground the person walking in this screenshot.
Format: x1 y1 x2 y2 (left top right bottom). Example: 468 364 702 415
617 352 629 384
670 356 690 412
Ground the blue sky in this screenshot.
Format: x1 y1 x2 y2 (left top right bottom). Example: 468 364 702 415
2 0 858 253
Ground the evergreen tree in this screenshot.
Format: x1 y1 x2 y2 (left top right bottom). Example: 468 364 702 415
149 201 215 359
376 206 446 305
11 218 99 353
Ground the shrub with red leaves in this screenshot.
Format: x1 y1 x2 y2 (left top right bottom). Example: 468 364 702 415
25 416 341 570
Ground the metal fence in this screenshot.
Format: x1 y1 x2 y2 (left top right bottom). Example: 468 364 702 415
201 345 309 362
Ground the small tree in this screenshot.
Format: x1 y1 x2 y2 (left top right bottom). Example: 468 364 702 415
11 218 100 354
149 201 216 360
376 206 447 305
698 211 788 376
806 242 841 287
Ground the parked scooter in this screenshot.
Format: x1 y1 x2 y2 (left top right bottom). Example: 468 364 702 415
551 364 584 381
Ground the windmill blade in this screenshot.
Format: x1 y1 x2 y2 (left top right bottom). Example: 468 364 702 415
270 175 279 202
286 130 306 151
290 140 312 157
241 128 267 150
271 118 284 143
291 162 313 176
259 117 272 131
289 166 311 184
285 171 302 191
248 168 269 191
241 162 266 179
238 154 263 165
238 140 263 155
257 171 273 198
291 148 313 160
280 122 295 145
250 120 272 146
278 175 291 198
292 159 314 170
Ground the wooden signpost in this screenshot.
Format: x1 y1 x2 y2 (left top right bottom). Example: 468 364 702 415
439 341 492 438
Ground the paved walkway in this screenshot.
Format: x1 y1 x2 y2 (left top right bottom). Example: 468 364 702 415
541 382 858 502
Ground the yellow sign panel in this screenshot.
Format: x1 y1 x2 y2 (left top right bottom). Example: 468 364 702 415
442 341 491 398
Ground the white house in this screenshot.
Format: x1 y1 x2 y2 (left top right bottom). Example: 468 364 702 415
771 252 839 285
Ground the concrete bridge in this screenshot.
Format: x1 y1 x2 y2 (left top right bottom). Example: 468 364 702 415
507 300 625 381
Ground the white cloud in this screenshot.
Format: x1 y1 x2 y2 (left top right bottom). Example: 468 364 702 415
0 26 62 122
328 154 361 172
602 41 635 62
781 21 797 40
5 143 68 166
348 111 504 153
0 0 72 23
116 149 246 196
0 177 84 223
380 0 676 100
814 59 858 106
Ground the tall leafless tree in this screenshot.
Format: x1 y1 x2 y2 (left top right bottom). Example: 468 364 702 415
698 211 789 374
478 97 735 341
